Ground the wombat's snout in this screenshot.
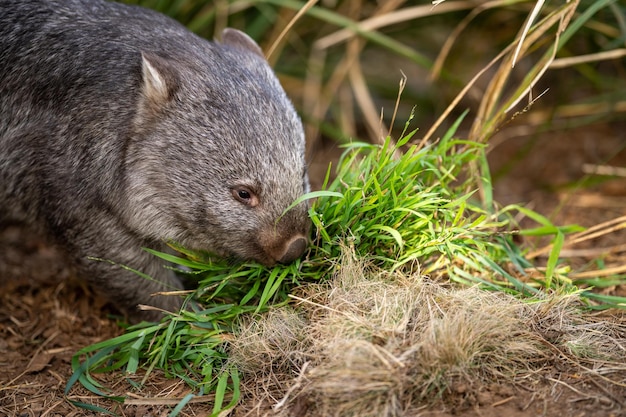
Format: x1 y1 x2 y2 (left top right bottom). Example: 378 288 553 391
278 235 308 264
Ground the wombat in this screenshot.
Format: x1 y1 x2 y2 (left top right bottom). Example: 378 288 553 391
0 0 310 320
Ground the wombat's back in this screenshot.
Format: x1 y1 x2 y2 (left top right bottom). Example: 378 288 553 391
0 0 194 218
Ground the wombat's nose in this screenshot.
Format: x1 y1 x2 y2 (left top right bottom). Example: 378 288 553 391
278 235 308 264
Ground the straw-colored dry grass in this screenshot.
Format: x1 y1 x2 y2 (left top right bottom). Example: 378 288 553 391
230 245 626 416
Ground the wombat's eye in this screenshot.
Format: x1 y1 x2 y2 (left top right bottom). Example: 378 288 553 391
231 186 259 207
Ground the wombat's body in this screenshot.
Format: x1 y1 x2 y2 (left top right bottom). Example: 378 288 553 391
0 0 310 319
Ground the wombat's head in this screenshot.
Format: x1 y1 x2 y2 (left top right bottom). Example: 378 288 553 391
125 29 310 266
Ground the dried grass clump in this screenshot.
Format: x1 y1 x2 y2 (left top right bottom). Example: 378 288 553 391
230 246 626 416
230 308 308 374
525 296 626 363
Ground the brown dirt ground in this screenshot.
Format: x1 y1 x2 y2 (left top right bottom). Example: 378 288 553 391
1 122 626 416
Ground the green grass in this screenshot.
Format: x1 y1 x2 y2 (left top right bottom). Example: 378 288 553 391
66 0 626 414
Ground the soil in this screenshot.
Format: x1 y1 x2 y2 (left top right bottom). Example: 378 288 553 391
1 123 625 417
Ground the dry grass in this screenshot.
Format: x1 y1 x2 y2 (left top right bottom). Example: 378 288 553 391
230 245 626 416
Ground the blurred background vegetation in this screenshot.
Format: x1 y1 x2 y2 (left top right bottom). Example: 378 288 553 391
119 0 625 148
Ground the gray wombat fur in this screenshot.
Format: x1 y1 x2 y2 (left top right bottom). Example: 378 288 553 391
0 0 310 320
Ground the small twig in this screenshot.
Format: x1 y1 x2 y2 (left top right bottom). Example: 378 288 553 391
125 394 215 405
548 377 594 398
492 396 515 407
569 264 626 279
288 294 354 320
39 400 64 417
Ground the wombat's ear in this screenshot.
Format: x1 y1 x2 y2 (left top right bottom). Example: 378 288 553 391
140 52 179 107
221 28 265 59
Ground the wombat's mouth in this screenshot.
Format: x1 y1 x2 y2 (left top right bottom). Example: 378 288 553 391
223 230 309 267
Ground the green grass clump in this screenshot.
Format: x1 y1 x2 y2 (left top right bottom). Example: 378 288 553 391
66 111 625 415
310 119 532 292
